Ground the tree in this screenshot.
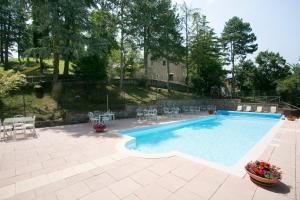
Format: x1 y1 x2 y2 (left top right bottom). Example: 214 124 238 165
255 51 291 91
221 16 258 97
190 14 224 95
151 0 184 91
129 0 166 79
73 8 117 81
0 69 27 97
277 64 300 106
236 59 257 91
0 0 17 67
179 2 199 87
31 0 95 81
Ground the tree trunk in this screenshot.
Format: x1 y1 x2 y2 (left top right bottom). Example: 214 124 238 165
230 42 236 98
4 40 9 68
167 59 170 92
63 39 70 76
39 57 44 74
0 23 4 64
17 42 21 63
119 36 124 90
0 38 3 64
143 29 149 79
185 5 189 91
53 35 60 82
53 51 59 82
119 3 125 90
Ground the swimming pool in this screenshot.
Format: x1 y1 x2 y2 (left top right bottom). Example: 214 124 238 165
119 111 281 173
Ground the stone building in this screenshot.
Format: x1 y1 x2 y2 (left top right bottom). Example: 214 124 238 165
135 55 187 84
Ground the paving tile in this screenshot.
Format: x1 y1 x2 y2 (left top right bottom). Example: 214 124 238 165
253 187 292 200
108 178 141 199
156 173 186 192
123 194 140 200
171 163 204 181
92 157 115 167
134 183 171 200
84 173 115 191
16 175 49 194
167 188 205 200
16 163 43 176
106 165 139 181
47 168 77 183
80 188 119 200
0 184 15 199
0 173 31 188
56 182 91 200
72 162 97 174
0 169 16 180
131 169 160 186
35 180 67 196
147 163 173 176
43 158 67 170
65 171 93 185
35 193 58 200
183 170 228 199
210 176 256 200
9 190 35 200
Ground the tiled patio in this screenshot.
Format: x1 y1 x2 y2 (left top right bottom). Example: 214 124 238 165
0 115 299 200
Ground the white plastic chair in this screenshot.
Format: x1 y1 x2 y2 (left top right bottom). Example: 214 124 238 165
270 106 277 113
88 112 100 125
25 116 37 137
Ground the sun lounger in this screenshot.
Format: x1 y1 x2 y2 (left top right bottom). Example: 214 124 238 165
256 106 263 113
236 105 243 111
270 106 277 113
245 105 252 112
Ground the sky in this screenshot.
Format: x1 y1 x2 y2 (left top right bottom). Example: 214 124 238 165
172 0 300 64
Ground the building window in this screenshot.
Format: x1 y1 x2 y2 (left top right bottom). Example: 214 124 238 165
163 60 166 66
169 73 174 81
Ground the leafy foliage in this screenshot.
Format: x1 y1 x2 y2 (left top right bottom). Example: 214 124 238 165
236 59 257 91
277 65 300 106
190 14 225 95
255 51 291 91
221 16 258 95
73 55 107 81
0 68 27 96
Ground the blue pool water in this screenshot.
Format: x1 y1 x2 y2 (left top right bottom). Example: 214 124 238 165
120 111 281 166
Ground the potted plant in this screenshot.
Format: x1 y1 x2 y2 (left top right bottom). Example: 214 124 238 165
245 161 282 186
286 115 296 121
93 123 107 132
208 110 214 115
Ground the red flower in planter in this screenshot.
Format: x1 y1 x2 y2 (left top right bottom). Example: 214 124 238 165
93 123 106 132
245 161 282 180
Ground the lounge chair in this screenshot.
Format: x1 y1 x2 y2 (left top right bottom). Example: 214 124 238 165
245 105 252 112
236 105 243 111
270 106 277 113
256 106 263 113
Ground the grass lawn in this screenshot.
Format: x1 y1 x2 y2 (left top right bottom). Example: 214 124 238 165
6 58 74 75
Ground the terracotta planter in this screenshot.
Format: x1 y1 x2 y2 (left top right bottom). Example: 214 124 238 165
287 116 296 121
95 128 105 133
208 110 214 115
245 169 280 186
